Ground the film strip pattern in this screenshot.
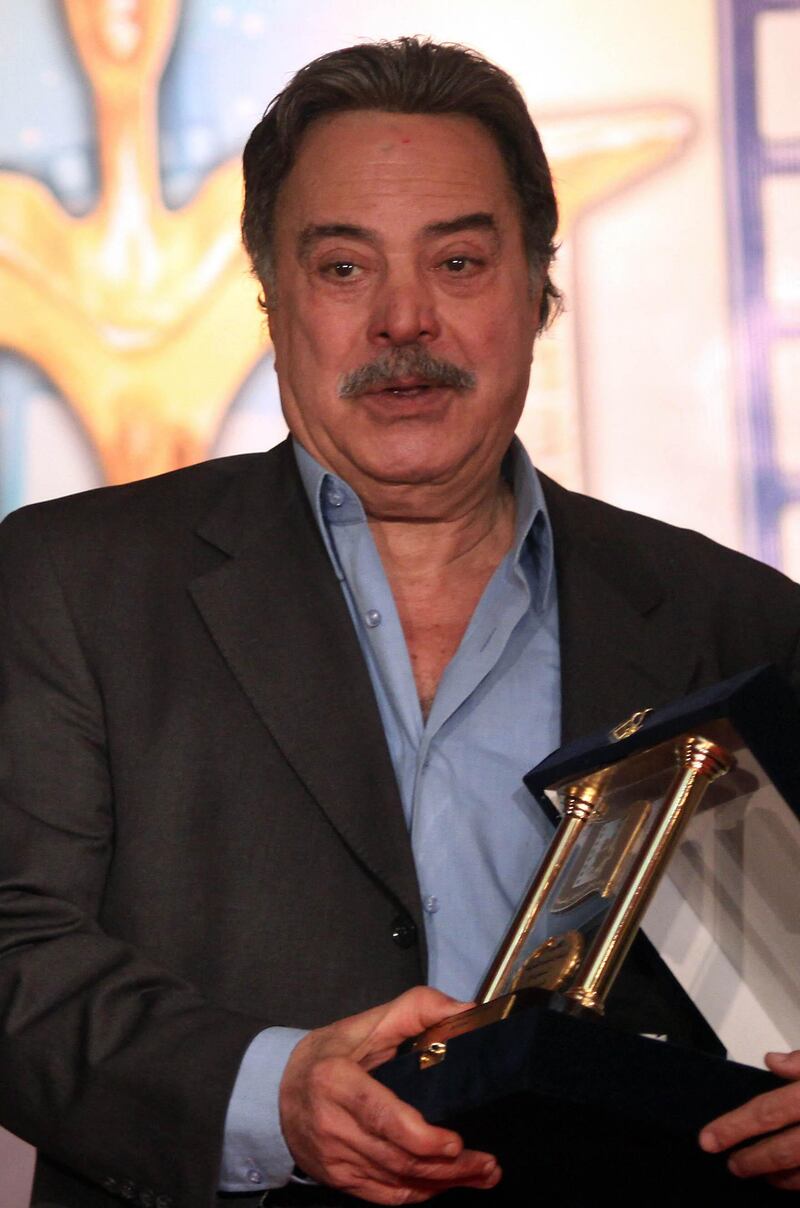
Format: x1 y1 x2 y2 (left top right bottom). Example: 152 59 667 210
719 0 800 575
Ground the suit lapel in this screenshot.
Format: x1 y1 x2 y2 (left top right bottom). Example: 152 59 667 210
189 441 423 928
541 475 700 745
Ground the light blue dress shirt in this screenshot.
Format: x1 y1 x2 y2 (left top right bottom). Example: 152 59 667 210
219 438 561 1193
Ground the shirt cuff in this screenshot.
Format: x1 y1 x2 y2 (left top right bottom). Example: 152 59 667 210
219 1026 307 1192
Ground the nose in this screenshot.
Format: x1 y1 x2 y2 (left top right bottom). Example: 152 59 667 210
367 267 440 346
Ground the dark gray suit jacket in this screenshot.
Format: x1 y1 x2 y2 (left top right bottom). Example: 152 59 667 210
0 439 798 1208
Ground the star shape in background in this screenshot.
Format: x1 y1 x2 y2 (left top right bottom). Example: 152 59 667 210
0 0 692 485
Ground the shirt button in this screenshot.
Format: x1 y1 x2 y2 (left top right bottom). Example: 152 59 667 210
325 484 344 507
247 1167 263 1184
391 914 418 948
423 895 439 914
365 609 381 628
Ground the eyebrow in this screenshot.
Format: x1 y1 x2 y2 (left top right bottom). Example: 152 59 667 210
297 224 377 257
422 212 498 239
297 212 498 258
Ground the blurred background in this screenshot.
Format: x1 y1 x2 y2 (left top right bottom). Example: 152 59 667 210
1 0 798 1201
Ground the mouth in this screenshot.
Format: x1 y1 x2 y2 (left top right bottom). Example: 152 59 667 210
371 379 441 398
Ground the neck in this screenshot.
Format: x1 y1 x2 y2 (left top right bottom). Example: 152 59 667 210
364 471 516 720
367 473 516 584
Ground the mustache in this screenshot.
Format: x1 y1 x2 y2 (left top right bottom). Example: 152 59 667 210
338 347 476 398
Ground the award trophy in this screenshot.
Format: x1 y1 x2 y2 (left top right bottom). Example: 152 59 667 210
374 665 800 1201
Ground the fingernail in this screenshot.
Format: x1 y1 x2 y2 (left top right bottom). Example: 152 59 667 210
698 1129 719 1153
443 1141 460 1157
767 1051 790 1064
481 1159 497 1176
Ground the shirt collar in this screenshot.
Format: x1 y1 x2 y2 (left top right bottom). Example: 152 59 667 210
292 435 554 607
293 439 363 581
502 438 554 612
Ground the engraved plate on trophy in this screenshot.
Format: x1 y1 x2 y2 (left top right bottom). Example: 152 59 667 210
478 730 733 1013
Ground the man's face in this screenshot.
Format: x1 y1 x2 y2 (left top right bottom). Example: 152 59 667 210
268 109 542 514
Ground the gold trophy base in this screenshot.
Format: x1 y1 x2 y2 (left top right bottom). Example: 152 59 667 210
409 987 598 1069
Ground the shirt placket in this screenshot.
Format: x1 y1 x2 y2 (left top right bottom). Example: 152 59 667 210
409 557 534 973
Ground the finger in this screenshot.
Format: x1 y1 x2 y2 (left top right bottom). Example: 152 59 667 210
725 1127 800 1179
301 1082 501 1201
336 1142 502 1192
322 1180 434 1206
310 1094 500 1192
341 1122 499 1187
699 1082 800 1153
356 987 474 1060
293 989 474 1075
315 988 469 1067
330 1144 502 1201
767 1051 800 1080
361 1163 502 1203
322 1162 501 1208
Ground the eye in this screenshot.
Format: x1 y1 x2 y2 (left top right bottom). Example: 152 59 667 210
439 255 483 276
322 260 362 280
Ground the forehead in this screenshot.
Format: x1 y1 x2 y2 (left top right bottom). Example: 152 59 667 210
273 109 520 240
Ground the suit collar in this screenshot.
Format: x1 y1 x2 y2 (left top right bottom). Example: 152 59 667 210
190 440 424 939
540 473 699 744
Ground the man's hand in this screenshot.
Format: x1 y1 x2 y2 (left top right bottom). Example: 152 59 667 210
699 1050 800 1190
279 986 501 1204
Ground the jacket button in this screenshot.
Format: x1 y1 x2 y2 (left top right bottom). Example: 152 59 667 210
391 914 418 949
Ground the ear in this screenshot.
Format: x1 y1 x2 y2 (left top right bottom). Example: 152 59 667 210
265 294 280 370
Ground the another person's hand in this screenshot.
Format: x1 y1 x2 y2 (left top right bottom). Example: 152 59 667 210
699 1050 800 1190
279 986 501 1203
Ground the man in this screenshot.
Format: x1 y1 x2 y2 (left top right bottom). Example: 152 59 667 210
1 36 799 1208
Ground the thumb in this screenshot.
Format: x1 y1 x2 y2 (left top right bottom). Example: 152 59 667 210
766 1051 800 1079
367 986 474 1053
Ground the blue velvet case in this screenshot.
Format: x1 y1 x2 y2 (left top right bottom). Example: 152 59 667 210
374 1004 784 1203
524 662 800 815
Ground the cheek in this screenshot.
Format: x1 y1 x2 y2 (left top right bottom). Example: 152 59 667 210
278 310 330 380
292 296 360 370
467 314 531 377
452 284 535 357
494 306 537 372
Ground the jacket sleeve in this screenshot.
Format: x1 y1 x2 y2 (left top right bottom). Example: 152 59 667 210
0 507 269 1208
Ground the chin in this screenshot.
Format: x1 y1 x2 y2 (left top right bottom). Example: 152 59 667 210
353 434 476 485
358 455 462 487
